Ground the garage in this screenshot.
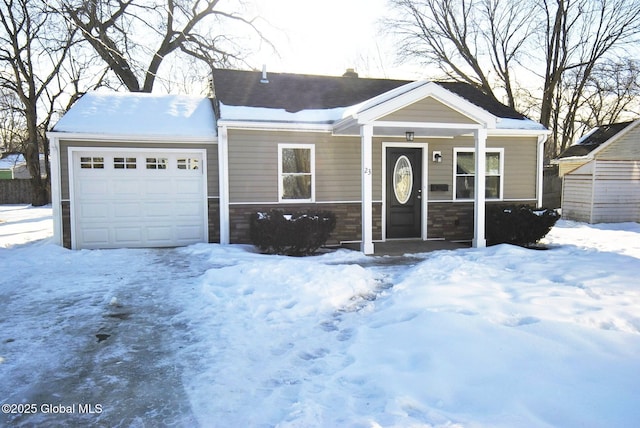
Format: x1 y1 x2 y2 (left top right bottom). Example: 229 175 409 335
70 149 208 249
48 91 218 250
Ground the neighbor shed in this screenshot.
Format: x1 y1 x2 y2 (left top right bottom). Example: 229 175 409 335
555 120 640 223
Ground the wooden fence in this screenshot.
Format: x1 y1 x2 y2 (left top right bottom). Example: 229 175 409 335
542 165 562 209
0 179 37 204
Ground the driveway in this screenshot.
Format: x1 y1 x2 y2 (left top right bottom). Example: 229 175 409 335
0 247 211 427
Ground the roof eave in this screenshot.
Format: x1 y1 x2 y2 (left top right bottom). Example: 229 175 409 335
217 119 333 133
46 131 218 143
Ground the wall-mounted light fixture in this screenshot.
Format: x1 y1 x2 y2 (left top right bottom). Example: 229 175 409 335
405 131 414 142
433 151 442 163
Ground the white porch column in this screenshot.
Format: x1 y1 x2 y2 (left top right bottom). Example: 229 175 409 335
218 125 230 245
473 129 487 248
361 125 374 254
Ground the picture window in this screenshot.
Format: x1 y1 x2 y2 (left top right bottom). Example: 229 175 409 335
279 144 314 201
454 149 503 200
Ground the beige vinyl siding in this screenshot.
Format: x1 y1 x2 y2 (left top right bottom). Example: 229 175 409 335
562 173 594 222
562 160 640 223
380 96 477 124
426 135 537 200
558 159 590 177
317 138 361 201
228 130 366 203
227 130 538 204
228 130 278 202
59 140 217 200
591 161 640 222
499 137 537 199
597 125 640 160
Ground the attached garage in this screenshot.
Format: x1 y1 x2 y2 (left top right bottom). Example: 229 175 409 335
48 92 218 249
70 149 207 249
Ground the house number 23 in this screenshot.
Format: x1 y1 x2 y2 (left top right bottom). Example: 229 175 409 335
363 167 372 176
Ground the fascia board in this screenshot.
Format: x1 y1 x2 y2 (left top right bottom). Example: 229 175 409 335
488 128 551 137
217 120 333 133
355 82 498 128
553 155 590 163
46 131 217 144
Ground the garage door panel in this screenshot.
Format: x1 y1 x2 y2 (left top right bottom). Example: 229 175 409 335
113 202 142 219
81 228 110 247
72 150 207 249
176 225 204 240
146 226 173 242
78 180 110 196
145 179 175 195
175 201 204 216
114 227 143 244
175 178 204 195
141 202 173 218
79 202 110 220
112 179 142 196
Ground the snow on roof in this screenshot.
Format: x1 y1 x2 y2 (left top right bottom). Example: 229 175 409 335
52 91 217 138
495 117 548 131
219 102 346 124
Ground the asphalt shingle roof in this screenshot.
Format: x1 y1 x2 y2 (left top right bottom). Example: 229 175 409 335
558 121 636 158
211 69 526 119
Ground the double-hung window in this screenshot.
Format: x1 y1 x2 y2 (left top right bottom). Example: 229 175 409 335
279 144 314 202
454 148 504 200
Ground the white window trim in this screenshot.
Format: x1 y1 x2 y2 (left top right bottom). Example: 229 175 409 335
453 147 504 201
278 143 315 203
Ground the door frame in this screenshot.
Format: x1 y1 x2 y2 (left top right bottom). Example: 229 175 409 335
382 142 429 241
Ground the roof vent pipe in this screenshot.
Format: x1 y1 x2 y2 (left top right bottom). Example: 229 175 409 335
260 64 269 83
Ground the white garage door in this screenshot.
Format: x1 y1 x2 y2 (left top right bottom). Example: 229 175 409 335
71 149 207 249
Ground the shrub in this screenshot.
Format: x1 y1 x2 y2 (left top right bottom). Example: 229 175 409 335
486 204 560 247
250 210 337 256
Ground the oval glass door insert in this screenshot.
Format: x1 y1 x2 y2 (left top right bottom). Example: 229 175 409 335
393 155 413 204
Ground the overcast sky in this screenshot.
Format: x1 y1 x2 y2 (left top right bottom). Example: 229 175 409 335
247 0 423 80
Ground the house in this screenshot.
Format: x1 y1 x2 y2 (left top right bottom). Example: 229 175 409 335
0 153 45 179
47 68 548 253
555 120 640 223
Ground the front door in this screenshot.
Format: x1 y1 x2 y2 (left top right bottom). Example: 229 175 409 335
386 147 422 238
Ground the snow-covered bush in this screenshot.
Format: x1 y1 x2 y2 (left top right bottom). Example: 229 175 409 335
250 210 337 256
486 205 560 247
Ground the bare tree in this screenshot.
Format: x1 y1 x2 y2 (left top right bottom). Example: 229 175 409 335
0 91 26 153
386 0 640 156
386 0 533 108
574 59 640 133
57 0 270 93
538 0 640 154
0 0 78 205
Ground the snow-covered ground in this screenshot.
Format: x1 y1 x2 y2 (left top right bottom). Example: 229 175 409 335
1 204 639 427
